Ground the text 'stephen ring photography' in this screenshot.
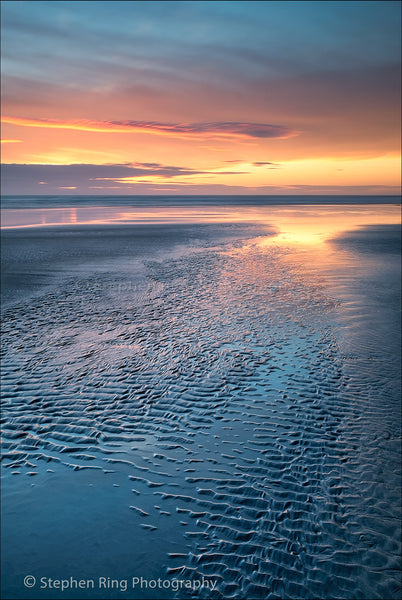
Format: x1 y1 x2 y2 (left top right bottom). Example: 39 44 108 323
1 1 401 600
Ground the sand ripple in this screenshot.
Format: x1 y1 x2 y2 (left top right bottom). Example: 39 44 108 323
1 234 401 599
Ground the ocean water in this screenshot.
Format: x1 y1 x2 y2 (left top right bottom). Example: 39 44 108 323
1 195 400 209
1 197 401 599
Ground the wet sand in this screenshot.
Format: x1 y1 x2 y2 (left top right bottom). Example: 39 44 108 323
1 223 263 306
1 214 401 599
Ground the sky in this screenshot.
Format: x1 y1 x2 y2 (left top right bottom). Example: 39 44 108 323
1 0 401 195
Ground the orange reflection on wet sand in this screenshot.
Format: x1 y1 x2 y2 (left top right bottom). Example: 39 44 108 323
1 204 400 246
254 205 400 246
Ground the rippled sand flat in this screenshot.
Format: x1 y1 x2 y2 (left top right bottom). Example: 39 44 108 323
1 216 401 599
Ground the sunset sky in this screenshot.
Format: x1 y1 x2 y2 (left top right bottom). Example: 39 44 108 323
1 0 401 195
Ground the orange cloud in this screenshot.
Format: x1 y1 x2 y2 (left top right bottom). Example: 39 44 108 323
2 115 298 140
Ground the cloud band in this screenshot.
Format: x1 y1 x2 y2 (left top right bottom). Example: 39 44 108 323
2 116 298 140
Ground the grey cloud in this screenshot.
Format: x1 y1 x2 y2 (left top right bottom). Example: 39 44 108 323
1 162 248 195
108 120 295 139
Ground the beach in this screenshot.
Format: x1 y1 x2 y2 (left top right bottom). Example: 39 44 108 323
1 200 401 600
